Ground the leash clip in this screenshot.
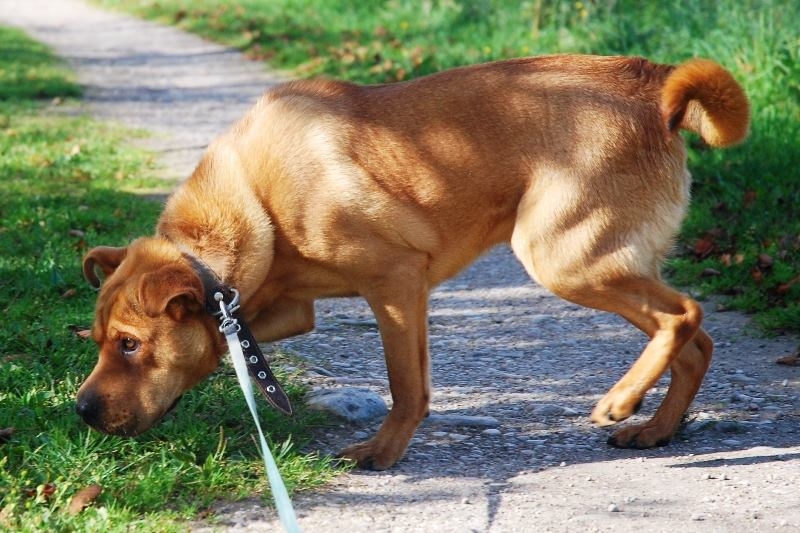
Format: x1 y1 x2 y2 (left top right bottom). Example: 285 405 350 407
214 288 240 316
214 289 242 336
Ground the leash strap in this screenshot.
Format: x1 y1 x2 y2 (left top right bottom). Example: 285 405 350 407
216 293 300 533
222 322 301 533
181 253 299 529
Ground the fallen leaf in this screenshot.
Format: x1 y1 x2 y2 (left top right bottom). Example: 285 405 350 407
776 352 800 366
68 485 102 516
0 427 14 443
61 288 77 299
694 237 715 259
25 483 56 501
67 325 92 339
743 189 757 207
41 484 56 498
757 253 774 269
1 354 29 363
775 274 800 295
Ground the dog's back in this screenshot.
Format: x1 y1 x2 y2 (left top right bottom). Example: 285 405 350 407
213 55 746 286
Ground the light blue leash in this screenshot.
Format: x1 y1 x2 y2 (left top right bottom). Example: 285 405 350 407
218 295 301 533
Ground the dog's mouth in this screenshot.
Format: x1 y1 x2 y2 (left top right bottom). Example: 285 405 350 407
112 395 183 436
91 395 184 437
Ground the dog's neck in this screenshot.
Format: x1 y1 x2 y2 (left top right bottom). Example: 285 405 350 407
157 141 276 303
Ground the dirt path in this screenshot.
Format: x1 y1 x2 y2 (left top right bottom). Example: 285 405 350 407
3 2 799 532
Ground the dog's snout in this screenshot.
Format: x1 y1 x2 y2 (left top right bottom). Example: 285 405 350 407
75 391 103 426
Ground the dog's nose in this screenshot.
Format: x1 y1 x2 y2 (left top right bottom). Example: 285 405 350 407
75 392 103 426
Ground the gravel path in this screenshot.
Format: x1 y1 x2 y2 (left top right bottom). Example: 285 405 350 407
3 2 799 531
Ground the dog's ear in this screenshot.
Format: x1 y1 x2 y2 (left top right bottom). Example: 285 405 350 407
83 246 128 288
137 264 203 319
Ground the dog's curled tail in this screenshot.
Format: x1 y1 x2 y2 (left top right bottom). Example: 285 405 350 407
661 58 750 147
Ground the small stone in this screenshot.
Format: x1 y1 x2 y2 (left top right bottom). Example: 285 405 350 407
337 318 379 328
714 420 747 433
533 404 578 416
607 503 620 513
482 428 502 436
423 414 500 428
691 513 705 521
731 392 752 402
307 366 336 377
306 387 387 423
721 438 743 447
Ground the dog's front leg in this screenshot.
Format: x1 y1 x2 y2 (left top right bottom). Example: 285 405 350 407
247 298 315 342
340 265 431 470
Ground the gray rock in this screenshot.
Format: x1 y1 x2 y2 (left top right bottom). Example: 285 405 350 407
728 373 756 384
306 387 388 423
683 419 717 434
533 404 579 417
422 414 500 427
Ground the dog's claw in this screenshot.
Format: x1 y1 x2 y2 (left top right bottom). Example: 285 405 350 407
339 438 403 471
591 386 644 426
607 423 673 449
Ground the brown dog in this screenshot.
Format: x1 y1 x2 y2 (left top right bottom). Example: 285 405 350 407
77 55 749 470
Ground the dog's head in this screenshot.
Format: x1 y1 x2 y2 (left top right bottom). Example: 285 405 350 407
76 238 223 436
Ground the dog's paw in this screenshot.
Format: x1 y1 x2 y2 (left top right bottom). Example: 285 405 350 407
590 388 644 426
338 438 404 471
606 423 672 449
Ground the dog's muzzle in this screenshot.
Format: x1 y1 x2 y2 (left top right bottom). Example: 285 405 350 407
75 390 104 428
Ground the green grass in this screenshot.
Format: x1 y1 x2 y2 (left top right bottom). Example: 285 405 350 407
95 0 800 333
0 25 340 532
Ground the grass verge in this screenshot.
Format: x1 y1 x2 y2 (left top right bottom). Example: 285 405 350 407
0 25 339 532
96 0 800 333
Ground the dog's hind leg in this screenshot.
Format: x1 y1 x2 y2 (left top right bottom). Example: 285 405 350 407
528 268 711 447
339 257 431 470
511 221 712 448
557 279 712 448
607 322 712 448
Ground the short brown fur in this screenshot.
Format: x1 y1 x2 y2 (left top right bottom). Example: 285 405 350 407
78 54 749 470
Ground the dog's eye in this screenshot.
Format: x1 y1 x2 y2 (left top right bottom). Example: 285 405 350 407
120 337 141 356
